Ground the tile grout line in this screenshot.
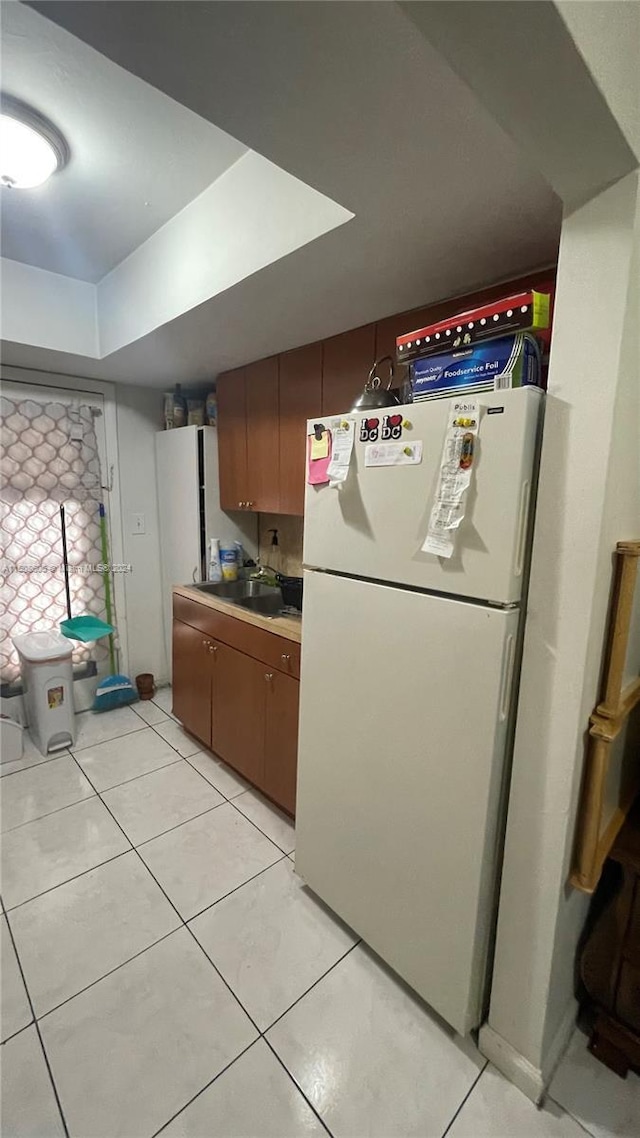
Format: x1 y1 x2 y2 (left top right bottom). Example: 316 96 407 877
150 1039 259 1138
118 800 226 850
35 750 350 1137
0 749 73 780
182 752 249 799
227 794 295 856
2 788 98 837
440 1060 488 1138
34 925 180 1025
68 752 269 1031
3 849 132 915
262 939 360 1036
262 1035 335 1137
12 716 341 1138
78 754 183 794
545 1094 599 1138
1 899 70 1138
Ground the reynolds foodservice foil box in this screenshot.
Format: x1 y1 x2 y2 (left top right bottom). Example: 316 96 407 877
410 333 541 402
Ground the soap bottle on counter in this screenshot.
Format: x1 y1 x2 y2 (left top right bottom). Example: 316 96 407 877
208 538 222 582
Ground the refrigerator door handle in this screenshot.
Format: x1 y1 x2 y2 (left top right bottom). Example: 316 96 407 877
499 635 516 722
514 479 531 578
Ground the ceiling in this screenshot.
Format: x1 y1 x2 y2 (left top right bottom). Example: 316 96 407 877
2 1 565 386
1 2 248 282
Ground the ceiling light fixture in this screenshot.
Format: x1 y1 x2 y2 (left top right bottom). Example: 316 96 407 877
0 96 69 189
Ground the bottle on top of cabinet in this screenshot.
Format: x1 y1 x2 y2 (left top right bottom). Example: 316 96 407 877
172 384 187 428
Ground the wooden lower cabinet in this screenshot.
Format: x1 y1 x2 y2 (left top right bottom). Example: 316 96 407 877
172 608 300 815
212 643 266 787
264 671 299 816
172 620 213 749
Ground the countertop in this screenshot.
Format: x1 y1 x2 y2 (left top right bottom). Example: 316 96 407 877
172 585 302 644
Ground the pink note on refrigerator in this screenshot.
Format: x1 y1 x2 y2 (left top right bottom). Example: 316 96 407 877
307 431 332 485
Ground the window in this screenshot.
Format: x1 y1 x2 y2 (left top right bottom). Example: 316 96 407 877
0 383 111 687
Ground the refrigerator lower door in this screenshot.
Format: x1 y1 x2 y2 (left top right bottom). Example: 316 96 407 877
295 570 520 1035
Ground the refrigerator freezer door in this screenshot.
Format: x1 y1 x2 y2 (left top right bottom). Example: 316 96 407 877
295 570 520 1035
303 386 542 605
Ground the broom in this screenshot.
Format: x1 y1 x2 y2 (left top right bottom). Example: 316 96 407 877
93 503 137 711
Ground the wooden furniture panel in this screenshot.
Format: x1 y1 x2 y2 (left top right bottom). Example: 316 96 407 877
278 342 323 516
212 642 266 787
172 619 212 748
245 357 280 513
217 369 248 511
321 324 376 416
264 670 299 816
571 541 640 894
580 798 640 1076
173 595 301 676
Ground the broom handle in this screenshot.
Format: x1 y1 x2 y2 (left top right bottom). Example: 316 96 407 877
99 504 116 674
60 505 72 620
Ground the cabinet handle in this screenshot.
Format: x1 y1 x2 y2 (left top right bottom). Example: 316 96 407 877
238 501 244 508
192 566 198 583
281 653 290 662
246 501 254 509
265 673 273 682
202 639 208 647
209 644 217 654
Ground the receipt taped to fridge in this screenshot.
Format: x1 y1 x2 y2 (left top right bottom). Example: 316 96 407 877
364 441 423 467
422 398 480 559
327 417 356 486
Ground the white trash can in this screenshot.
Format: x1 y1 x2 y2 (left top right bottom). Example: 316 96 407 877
13 631 76 756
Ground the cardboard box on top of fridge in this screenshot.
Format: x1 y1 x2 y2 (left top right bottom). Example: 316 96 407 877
410 332 541 402
396 289 550 363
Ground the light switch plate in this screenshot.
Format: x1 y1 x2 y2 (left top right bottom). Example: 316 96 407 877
131 513 145 535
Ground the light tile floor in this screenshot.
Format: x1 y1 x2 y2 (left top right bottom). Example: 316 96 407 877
1 686 637 1137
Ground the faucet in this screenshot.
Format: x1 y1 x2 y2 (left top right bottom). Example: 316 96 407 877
250 563 279 585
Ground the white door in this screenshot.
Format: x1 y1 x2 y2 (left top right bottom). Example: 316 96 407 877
156 428 201 675
303 387 542 605
295 569 520 1034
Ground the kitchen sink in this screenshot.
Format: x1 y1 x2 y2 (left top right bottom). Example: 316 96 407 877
191 579 276 600
235 594 285 617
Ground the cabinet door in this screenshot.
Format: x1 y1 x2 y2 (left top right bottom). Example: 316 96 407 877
278 342 322 516
321 324 375 416
245 357 280 512
264 671 299 816
217 369 248 511
172 620 212 748
211 642 266 786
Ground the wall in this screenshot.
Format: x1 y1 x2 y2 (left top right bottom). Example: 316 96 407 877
480 172 640 1095
556 1 640 156
257 515 303 577
98 150 352 357
114 384 168 684
1 258 98 357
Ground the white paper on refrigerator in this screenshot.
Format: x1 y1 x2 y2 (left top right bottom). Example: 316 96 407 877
327 417 356 487
422 398 480 559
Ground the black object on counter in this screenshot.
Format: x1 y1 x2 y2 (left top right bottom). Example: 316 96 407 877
277 574 303 612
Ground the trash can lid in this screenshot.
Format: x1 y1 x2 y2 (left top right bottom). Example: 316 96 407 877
12 630 73 662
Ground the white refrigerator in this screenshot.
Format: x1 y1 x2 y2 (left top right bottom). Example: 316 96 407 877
295 386 543 1035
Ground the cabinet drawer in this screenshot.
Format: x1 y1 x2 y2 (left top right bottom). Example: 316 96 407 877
173 595 300 677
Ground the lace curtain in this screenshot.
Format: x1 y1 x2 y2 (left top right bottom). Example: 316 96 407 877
0 395 109 685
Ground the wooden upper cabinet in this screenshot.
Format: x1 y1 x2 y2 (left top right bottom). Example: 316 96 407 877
245 357 280 513
278 342 323 516
321 324 376 416
217 369 248 511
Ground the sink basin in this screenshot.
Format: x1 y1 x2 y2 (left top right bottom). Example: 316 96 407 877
191 580 276 600
235 594 285 617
